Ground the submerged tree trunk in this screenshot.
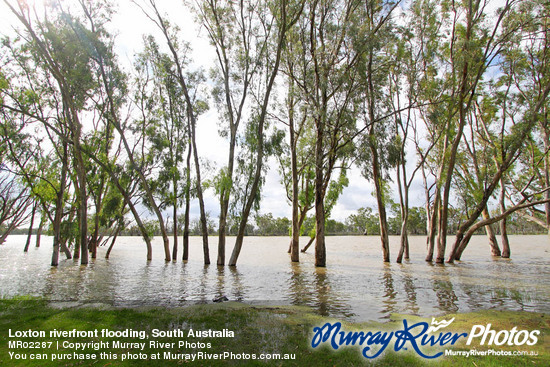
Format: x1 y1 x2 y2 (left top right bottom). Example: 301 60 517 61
183 144 192 261
370 142 390 262
290 115 300 262
172 175 178 261
172 203 178 261
51 144 69 267
23 203 36 252
105 223 122 259
482 207 501 256
397 210 409 263
499 179 510 258
189 112 210 265
396 162 410 263
35 214 44 248
217 134 236 266
301 236 315 252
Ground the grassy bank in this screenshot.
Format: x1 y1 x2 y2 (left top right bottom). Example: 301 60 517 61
0 299 548 366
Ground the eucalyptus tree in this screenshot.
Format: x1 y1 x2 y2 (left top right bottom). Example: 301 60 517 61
413 0 527 263
188 0 304 265
2 0 102 264
1 0 158 262
281 0 366 267
224 0 305 267
0 22 89 264
496 0 550 238
137 0 212 264
277 82 315 261
0 116 73 264
354 0 402 263
403 0 447 262
137 37 188 261
136 35 210 261
0 169 32 244
447 0 550 262
65 0 175 261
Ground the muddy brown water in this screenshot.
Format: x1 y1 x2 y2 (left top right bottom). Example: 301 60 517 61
0 235 548 321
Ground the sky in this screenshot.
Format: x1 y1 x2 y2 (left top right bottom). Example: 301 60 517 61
0 0 429 223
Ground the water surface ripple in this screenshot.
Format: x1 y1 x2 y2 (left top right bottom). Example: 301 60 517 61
0 235 548 321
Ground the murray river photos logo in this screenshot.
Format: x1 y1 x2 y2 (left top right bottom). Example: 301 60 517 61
310 317 540 359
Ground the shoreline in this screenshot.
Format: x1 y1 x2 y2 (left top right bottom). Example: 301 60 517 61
1 298 548 366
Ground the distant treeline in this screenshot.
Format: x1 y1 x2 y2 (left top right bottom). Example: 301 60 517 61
7 206 541 238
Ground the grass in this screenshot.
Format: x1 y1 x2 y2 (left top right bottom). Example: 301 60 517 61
0 298 548 366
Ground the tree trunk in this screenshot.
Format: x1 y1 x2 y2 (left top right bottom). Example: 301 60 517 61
74 141 88 266
397 210 409 263
61 240 72 259
314 109 326 267
23 203 36 252
370 144 390 263
35 214 44 248
217 132 236 266
183 143 192 261
482 207 501 256
105 224 122 259
544 129 550 236
289 209 308 253
0 222 18 244
172 178 178 261
73 213 81 260
499 178 510 258
189 112 210 265
301 236 315 252
425 185 440 261
290 113 300 262
396 161 410 263
51 145 68 267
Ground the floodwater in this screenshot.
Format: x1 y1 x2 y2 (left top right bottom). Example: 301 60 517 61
0 235 548 322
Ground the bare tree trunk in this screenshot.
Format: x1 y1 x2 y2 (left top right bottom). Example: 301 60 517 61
499 178 510 258
544 129 550 236
482 207 501 256
290 112 300 262
366 43 389 262
183 144 192 261
397 210 409 263
172 202 178 261
371 149 390 262
105 224 122 259
61 240 72 259
51 145 68 267
424 178 439 262
189 113 210 265
73 211 81 260
301 235 315 252
289 207 308 253
217 135 236 265
0 222 19 244
396 162 410 263
217 199 228 265
454 197 550 260
35 214 44 248
23 203 36 252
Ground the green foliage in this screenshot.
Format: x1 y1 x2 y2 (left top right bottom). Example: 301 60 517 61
254 213 291 236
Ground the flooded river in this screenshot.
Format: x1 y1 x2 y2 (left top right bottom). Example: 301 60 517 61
0 235 548 321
